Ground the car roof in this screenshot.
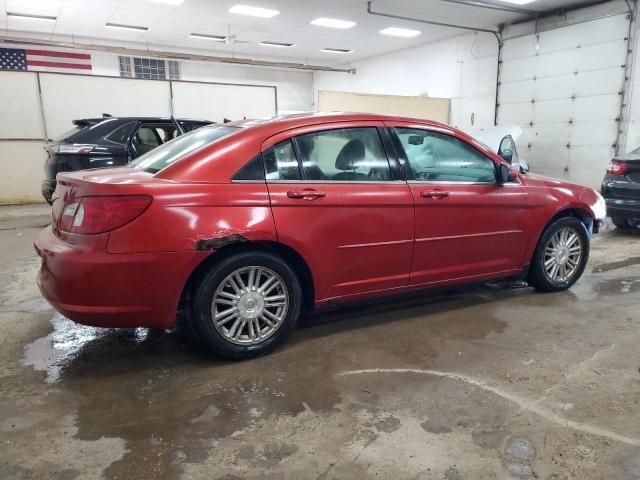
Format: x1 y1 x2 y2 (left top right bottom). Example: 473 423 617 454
226 111 451 131
75 117 212 124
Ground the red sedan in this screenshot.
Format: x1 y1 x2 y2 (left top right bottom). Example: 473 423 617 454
35 113 606 359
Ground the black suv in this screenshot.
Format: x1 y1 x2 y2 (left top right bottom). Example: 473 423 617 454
42 116 212 203
601 149 640 229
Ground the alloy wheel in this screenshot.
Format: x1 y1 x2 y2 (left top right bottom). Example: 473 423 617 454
211 266 289 345
543 227 583 284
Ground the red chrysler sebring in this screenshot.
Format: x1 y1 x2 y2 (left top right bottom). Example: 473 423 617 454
35 113 606 359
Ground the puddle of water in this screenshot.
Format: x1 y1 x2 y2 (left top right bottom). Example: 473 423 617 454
21 314 150 383
592 278 640 297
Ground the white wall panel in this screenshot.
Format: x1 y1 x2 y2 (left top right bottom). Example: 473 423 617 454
0 141 47 204
39 74 172 139
314 32 499 131
0 72 45 139
498 13 629 188
171 82 276 123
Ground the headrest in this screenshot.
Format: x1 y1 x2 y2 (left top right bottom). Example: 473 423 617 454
335 139 365 171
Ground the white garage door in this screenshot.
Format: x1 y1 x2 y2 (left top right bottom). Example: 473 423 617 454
497 14 629 188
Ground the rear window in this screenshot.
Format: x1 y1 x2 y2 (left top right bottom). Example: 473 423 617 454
52 125 87 142
106 122 137 144
130 125 238 174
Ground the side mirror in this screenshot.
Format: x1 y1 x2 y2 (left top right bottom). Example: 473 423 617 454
498 163 513 184
408 135 424 145
498 135 515 164
500 152 513 164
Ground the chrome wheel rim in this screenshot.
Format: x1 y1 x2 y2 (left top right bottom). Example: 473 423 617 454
543 227 583 283
628 218 640 228
211 266 288 346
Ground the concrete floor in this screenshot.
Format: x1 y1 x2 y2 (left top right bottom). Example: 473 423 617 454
1 204 640 480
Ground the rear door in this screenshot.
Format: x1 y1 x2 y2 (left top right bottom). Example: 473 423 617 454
264 121 415 302
387 122 531 286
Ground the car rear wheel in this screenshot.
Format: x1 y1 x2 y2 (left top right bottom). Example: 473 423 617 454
611 216 640 230
527 217 590 292
188 251 302 359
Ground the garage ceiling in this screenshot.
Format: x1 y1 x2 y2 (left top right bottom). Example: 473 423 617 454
0 0 600 65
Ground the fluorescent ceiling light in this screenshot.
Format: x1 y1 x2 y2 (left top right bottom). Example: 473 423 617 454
499 0 536 4
7 11 57 21
105 22 149 31
380 27 421 38
145 0 184 4
189 33 227 41
259 41 295 48
229 4 280 18
321 48 353 54
311 17 356 29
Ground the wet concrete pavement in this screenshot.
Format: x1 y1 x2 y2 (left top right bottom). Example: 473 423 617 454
1 204 640 479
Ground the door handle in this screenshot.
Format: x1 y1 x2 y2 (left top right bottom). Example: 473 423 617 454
421 190 450 199
286 189 326 200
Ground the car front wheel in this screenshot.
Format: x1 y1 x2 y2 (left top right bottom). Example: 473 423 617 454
188 251 302 359
527 217 590 292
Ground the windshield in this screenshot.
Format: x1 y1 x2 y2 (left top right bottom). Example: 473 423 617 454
130 125 238 173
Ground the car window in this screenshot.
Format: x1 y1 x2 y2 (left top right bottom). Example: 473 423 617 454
294 128 391 181
106 122 136 144
233 154 265 181
395 128 497 183
264 140 301 180
130 125 238 174
180 121 210 132
136 126 162 147
52 125 87 142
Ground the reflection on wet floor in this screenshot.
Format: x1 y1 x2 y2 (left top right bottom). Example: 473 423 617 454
22 314 154 383
21 280 530 384
17 263 640 387
8 235 640 479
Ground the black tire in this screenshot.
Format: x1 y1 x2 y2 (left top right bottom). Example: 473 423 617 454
527 216 590 292
187 251 302 360
611 216 639 230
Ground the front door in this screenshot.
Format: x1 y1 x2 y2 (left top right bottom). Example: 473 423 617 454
264 122 415 303
387 123 531 286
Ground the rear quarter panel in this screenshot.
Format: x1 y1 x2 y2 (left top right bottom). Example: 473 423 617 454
106 182 277 254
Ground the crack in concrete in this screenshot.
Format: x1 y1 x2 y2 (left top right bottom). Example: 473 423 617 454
337 368 640 447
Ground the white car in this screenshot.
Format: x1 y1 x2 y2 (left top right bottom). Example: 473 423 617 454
469 125 530 174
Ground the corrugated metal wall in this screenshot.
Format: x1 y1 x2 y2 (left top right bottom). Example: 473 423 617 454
498 14 629 188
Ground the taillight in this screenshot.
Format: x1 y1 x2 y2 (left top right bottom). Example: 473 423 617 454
53 144 95 155
606 161 629 175
59 196 152 235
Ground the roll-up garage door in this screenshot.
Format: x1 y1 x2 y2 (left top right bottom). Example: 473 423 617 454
497 14 629 188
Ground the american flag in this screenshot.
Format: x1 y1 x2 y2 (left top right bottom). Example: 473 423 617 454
0 48 92 74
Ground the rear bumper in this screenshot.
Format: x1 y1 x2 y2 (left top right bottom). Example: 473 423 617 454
34 226 208 329
604 197 640 219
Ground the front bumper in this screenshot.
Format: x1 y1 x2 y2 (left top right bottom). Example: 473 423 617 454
604 197 640 219
34 226 208 329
